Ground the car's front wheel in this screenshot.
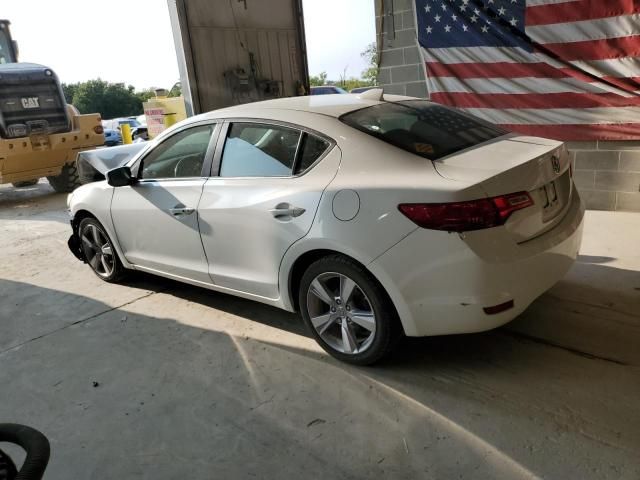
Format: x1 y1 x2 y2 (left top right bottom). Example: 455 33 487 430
299 255 401 365
78 217 125 282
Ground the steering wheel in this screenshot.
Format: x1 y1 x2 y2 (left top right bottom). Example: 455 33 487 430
0 424 50 480
173 155 202 177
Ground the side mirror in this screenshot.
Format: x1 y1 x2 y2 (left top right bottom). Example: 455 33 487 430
107 166 134 187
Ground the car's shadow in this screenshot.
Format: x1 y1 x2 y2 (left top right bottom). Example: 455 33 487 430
120 271 307 336
120 256 640 368
2 268 639 479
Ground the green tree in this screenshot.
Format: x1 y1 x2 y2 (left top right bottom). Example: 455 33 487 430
70 79 145 118
309 71 328 86
361 42 379 86
136 88 157 104
62 82 79 104
340 77 373 91
169 82 182 97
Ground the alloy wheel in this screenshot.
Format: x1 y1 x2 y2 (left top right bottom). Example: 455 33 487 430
80 224 115 278
306 272 377 354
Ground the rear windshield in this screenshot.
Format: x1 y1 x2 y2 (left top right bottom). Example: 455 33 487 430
340 100 507 160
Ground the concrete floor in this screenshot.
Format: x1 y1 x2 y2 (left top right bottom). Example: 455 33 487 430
1 180 639 480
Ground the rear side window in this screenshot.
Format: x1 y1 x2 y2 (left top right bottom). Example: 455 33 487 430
340 100 507 160
295 133 330 174
219 122 331 177
220 123 301 177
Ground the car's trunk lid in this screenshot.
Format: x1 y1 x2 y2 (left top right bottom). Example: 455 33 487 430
433 135 573 243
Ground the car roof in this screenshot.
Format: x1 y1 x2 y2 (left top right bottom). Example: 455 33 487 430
195 93 416 120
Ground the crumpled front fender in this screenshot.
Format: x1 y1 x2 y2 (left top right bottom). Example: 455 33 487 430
77 143 147 183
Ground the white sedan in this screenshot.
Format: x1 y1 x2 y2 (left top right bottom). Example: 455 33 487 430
67 90 584 365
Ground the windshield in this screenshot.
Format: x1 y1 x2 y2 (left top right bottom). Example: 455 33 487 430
0 29 14 64
340 100 507 160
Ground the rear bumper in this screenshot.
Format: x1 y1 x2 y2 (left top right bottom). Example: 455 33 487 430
369 190 585 337
0 143 104 184
0 165 64 184
0 116 104 184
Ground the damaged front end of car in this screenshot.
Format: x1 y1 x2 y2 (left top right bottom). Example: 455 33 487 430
67 229 85 262
76 143 146 184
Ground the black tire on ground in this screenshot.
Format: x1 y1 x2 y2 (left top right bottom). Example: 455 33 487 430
46 163 81 193
299 254 402 366
11 179 39 188
78 217 126 283
0 448 18 480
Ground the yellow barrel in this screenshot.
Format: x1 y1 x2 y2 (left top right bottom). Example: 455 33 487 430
121 124 133 144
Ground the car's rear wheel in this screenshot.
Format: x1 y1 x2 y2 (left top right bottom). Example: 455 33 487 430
78 217 125 282
299 255 400 365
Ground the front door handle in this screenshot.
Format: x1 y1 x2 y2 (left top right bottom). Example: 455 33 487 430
170 207 195 217
269 203 306 220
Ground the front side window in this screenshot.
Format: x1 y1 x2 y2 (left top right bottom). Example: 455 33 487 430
140 124 214 179
340 101 507 160
220 123 301 177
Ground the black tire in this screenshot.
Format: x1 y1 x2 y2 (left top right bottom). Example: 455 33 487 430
46 163 81 193
78 217 126 283
299 254 402 365
0 448 18 480
0 424 50 480
11 179 39 188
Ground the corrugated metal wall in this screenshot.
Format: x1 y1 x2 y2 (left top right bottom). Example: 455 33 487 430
170 0 308 114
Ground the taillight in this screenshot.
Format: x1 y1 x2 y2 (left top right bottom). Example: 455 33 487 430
93 125 104 134
398 192 533 232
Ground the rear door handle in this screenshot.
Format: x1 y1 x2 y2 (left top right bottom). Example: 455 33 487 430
269 203 305 219
170 207 195 217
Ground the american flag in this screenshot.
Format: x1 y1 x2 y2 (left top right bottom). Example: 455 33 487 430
416 0 640 140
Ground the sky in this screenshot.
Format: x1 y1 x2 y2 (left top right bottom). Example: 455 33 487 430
2 0 376 90
302 0 376 80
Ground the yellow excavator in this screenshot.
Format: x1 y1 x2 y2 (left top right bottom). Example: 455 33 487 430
0 19 104 191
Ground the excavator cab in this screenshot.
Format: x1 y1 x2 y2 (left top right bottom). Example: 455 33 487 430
0 19 104 191
0 20 19 63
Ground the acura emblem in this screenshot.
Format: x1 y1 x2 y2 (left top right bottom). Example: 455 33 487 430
551 155 561 174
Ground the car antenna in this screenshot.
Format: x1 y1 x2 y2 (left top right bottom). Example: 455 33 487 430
355 88 385 102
